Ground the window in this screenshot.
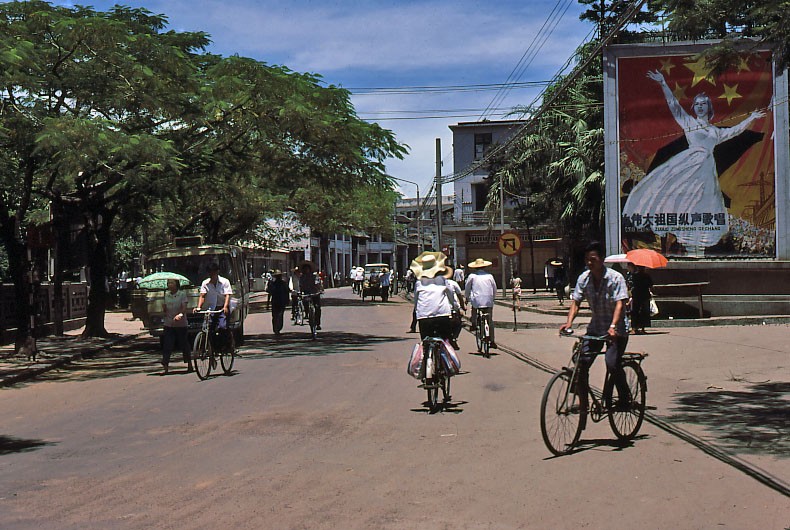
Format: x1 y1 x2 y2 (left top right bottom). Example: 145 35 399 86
474 133 492 160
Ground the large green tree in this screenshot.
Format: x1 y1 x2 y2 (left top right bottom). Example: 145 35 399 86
1 1 406 345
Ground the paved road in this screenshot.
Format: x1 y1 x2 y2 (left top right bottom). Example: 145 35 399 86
1 288 788 529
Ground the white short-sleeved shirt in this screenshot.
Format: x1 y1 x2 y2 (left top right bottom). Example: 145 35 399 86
571 267 629 336
445 279 463 311
163 290 188 328
465 270 497 308
200 275 232 309
414 277 455 319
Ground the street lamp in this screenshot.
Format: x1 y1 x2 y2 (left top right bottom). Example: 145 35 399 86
392 177 422 253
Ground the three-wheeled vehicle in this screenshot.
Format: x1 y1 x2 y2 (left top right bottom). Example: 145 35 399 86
361 263 389 301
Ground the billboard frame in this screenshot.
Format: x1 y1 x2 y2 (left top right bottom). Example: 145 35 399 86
603 40 790 260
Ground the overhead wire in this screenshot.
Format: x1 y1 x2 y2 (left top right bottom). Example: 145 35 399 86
479 0 577 121
441 0 650 185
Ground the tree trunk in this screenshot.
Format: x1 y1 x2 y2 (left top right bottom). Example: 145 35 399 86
0 219 34 353
82 210 113 337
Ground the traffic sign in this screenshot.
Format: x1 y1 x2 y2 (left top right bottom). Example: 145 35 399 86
497 232 522 256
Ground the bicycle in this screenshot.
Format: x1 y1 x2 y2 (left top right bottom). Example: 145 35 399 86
192 309 237 380
292 294 306 326
473 307 492 358
296 292 319 339
540 330 647 456
419 336 451 413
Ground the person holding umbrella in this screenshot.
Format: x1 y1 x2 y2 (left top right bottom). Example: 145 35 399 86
161 278 191 374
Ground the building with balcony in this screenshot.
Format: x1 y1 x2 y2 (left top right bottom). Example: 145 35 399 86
445 120 563 289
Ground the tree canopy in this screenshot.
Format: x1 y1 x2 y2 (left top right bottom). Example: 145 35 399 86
0 0 406 338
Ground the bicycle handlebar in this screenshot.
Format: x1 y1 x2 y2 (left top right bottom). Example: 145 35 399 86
194 309 224 314
559 328 609 341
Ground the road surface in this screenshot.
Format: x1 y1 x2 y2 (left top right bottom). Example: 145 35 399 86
1 288 788 528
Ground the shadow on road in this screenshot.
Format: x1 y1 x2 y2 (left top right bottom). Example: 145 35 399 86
666 381 790 457
0 435 56 455
243 331 409 359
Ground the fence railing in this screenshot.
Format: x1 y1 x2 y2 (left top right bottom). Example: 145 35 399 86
0 282 88 332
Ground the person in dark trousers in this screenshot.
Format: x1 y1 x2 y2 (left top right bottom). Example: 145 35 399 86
629 265 653 334
266 270 290 336
552 260 567 305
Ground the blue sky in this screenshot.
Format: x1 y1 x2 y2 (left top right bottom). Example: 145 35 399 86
55 0 594 197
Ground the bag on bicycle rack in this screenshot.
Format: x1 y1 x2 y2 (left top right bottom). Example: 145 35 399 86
407 342 424 379
440 339 461 375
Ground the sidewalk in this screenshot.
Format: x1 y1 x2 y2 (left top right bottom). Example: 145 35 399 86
491 290 790 329
0 290 269 387
0 310 148 387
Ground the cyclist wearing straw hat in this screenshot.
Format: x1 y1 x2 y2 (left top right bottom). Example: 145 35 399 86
411 253 457 342
465 258 497 349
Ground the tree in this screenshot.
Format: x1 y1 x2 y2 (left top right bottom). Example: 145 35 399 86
657 0 790 70
578 0 659 41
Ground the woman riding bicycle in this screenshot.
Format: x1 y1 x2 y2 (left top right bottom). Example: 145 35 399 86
411 253 457 342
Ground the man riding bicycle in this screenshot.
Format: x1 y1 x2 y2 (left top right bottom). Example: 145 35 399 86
194 262 232 350
298 261 323 330
559 241 630 415
465 258 497 349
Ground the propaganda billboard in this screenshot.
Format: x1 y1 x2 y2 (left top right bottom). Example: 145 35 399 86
615 47 775 257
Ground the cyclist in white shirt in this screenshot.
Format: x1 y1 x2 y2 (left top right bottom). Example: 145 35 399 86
412 254 457 342
465 258 498 348
445 275 466 350
194 262 232 348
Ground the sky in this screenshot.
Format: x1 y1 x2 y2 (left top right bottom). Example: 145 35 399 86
54 0 594 197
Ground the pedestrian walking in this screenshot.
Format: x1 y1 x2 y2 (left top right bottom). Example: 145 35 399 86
267 270 290 336
629 264 653 334
161 278 191 374
552 260 567 305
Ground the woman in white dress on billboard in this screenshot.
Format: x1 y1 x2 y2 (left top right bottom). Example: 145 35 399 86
622 70 765 254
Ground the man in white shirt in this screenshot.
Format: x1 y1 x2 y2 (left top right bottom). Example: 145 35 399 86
445 275 466 350
452 264 465 289
195 262 233 347
465 258 498 348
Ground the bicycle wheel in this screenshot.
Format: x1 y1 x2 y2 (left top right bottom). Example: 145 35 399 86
220 330 235 374
307 300 317 339
605 361 647 440
295 301 304 326
475 316 483 352
192 331 212 380
540 370 585 456
425 345 440 413
482 319 490 358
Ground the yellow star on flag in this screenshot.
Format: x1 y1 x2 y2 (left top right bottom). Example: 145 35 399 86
659 58 676 76
737 56 751 73
718 83 742 105
685 56 716 87
672 82 688 102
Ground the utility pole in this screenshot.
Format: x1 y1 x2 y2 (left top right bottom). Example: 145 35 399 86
500 171 506 299
435 138 443 253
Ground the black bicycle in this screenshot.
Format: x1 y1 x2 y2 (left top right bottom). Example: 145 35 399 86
540 331 647 456
419 336 451 413
296 292 319 339
474 308 492 358
192 309 236 380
